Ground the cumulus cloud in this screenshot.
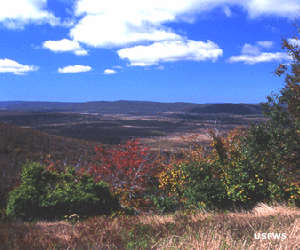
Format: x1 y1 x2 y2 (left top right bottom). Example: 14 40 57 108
245 0 300 19
70 0 208 47
228 52 290 65
241 43 261 55
256 41 273 49
70 14 180 48
74 49 88 56
68 0 300 49
103 69 117 74
118 40 223 66
0 0 60 29
241 41 273 56
58 65 92 73
228 41 290 65
43 39 88 56
0 58 38 75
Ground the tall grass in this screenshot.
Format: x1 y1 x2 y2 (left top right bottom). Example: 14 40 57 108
1 203 299 249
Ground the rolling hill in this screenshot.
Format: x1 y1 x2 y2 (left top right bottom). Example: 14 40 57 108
0 101 263 115
0 122 96 208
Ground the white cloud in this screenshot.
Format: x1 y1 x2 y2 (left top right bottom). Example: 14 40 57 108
228 52 290 65
288 38 300 47
229 41 290 64
104 69 117 74
0 0 59 29
70 14 180 48
112 65 123 69
245 0 300 19
74 49 88 56
58 65 92 73
43 39 88 56
241 43 261 55
256 41 273 49
69 0 300 49
118 40 223 66
0 58 38 75
70 0 204 48
0 0 298 33
240 41 273 56
223 6 232 17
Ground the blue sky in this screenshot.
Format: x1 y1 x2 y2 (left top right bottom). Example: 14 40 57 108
0 0 299 103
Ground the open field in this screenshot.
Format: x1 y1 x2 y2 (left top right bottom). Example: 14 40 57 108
1 203 299 250
0 111 265 151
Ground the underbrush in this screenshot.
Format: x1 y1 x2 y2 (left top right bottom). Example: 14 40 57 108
0 203 299 249
5 162 119 221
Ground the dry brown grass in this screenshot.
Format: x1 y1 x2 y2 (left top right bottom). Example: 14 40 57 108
0 203 299 250
155 203 300 250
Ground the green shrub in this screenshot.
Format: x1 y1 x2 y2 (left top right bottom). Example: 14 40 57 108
6 162 120 221
211 125 300 208
179 162 231 209
149 192 181 213
158 161 230 211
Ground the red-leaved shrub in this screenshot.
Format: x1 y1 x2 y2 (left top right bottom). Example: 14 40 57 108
89 139 160 197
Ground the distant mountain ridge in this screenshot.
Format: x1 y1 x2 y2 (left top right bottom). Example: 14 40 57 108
189 103 262 115
0 100 262 115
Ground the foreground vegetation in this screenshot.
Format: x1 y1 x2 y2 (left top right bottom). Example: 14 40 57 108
1 204 299 249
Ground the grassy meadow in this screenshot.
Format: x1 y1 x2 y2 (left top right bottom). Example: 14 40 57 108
1 203 299 249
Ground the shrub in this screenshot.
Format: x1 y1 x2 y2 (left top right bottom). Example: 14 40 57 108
89 139 161 206
157 124 299 211
150 194 180 213
6 162 119 221
210 127 300 208
179 162 230 209
158 154 230 210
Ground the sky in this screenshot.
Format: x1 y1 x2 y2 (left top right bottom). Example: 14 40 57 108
0 0 299 104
